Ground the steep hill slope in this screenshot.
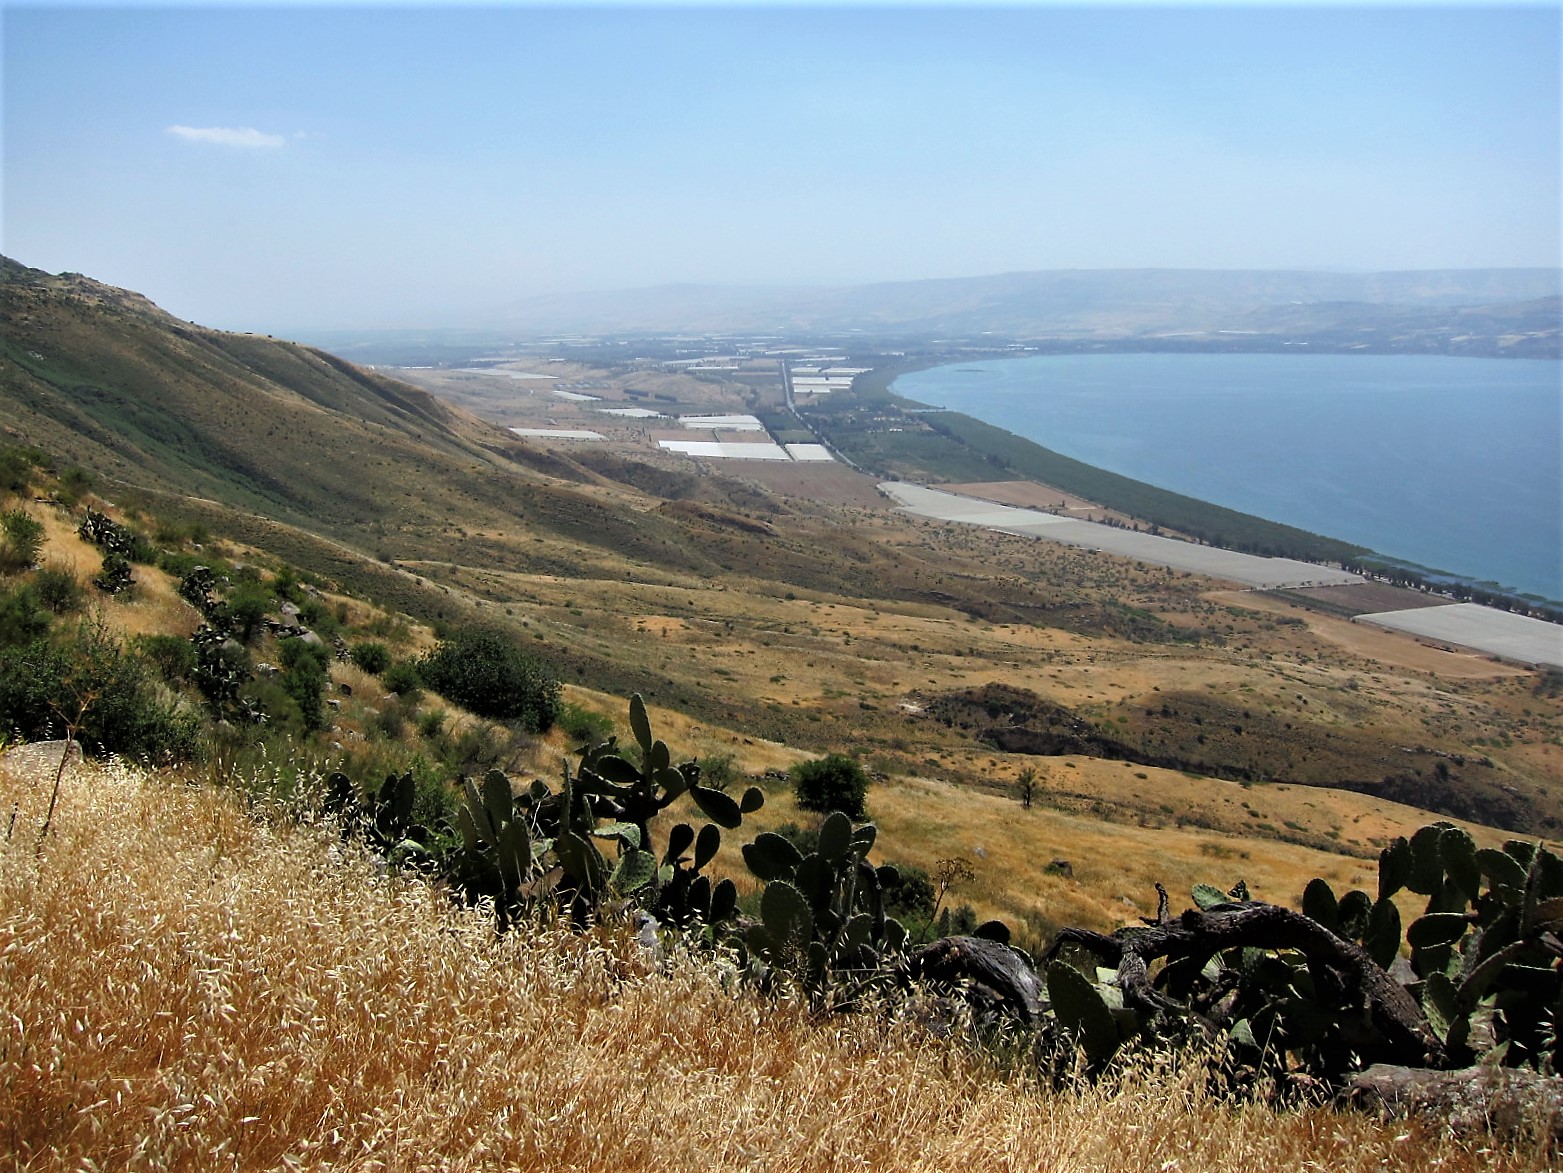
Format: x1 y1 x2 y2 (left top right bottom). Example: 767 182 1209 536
1 256 543 527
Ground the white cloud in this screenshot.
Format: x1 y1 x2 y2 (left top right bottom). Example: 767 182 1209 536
166 125 286 149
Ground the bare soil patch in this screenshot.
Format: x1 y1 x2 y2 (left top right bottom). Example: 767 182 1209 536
945 479 1141 526
947 479 1094 511
1275 582 1449 617
1206 590 1528 679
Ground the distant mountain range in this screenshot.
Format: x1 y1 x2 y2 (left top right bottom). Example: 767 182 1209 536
488 268 1561 355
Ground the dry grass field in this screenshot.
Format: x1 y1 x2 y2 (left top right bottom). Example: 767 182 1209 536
2 752 1551 1172
15 481 1556 941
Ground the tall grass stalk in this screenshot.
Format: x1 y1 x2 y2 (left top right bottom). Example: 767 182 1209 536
0 755 1548 1171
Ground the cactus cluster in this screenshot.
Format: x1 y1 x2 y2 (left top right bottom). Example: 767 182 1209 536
649 820 739 933
456 768 553 932
453 695 763 933
93 553 133 595
325 769 440 869
1382 822 1563 1070
179 565 220 616
188 624 257 720
1037 823 1563 1087
739 811 909 1004
77 507 136 556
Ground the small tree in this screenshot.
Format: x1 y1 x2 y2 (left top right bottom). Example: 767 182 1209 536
278 636 330 732
222 582 273 643
0 510 44 574
792 752 869 820
1017 766 1037 810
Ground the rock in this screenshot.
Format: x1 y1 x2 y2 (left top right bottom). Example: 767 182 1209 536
1046 859 1074 878
0 740 82 781
1347 1063 1563 1146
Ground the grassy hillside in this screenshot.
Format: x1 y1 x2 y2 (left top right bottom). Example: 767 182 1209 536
2 752 1548 1171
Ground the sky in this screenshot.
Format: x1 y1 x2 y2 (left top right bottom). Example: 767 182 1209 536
3 2 1559 332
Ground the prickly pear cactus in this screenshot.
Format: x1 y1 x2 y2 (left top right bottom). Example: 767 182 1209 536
322 769 440 870
739 811 909 1005
454 695 763 933
1378 822 1563 1069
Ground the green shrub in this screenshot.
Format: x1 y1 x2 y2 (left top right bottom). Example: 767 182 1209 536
271 564 305 605
419 626 559 731
151 518 210 548
158 550 212 580
557 701 613 746
0 446 37 501
375 700 408 740
382 660 423 700
0 583 51 648
350 641 392 675
136 633 198 685
0 623 202 762
882 861 936 923
792 752 869 819
126 532 158 564
696 751 740 790
0 510 44 574
221 582 274 643
31 563 84 614
278 637 330 733
298 599 342 641
434 719 524 775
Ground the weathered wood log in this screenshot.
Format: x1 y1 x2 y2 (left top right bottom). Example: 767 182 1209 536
1045 902 1444 1068
907 935 1044 1027
1348 1063 1563 1147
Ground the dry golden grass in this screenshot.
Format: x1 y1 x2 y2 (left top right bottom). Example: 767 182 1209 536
1 753 1548 1171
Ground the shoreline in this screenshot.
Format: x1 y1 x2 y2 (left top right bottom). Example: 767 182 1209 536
880 481 1563 670
883 356 1561 613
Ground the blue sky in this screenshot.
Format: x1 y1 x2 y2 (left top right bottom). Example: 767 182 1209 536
3 2 1559 331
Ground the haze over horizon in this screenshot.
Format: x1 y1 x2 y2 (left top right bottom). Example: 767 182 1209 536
4 2 1559 333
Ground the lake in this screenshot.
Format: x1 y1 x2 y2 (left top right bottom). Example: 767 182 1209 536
895 353 1561 602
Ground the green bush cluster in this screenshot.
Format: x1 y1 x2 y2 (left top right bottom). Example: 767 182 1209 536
792 752 869 820
0 510 44 575
0 445 43 501
349 641 392 675
0 620 201 762
419 626 559 731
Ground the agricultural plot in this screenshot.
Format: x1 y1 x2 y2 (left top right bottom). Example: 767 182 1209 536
881 481 1364 589
1358 603 1563 669
658 440 792 460
508 427 607 441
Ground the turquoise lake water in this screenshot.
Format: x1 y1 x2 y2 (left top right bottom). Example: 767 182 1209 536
895 353 1562 602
